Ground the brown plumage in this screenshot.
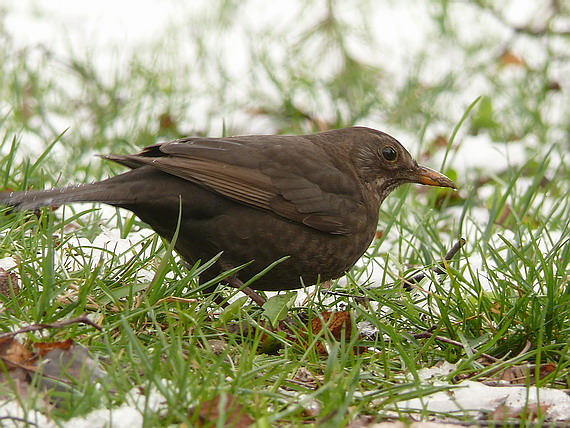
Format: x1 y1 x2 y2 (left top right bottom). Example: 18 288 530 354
0 127 455 291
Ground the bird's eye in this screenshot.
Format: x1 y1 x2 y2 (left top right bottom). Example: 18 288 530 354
382 146 397 161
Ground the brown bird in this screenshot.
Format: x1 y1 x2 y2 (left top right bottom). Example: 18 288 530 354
0 127 455 301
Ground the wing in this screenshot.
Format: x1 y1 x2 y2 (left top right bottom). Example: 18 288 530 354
102 135 361 234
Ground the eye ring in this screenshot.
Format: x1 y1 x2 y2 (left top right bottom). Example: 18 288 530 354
382 146 397 162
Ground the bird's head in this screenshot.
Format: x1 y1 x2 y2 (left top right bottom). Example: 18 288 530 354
352 127 456 203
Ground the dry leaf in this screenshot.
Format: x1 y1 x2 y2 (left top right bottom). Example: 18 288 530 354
34 340 107 393
0 338 36 400
311 311 351 341
289 367 320 390
493 402 551 421
0 337 34 369
498 363 557 384
196 393 254 427
34 338 74 356
0 268 20 298
310 311 353 354
500 50 525 67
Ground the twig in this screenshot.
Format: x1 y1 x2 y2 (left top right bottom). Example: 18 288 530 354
323 290 368 304
0 416 38 426
0 314 102 339
402 238 466 290
324 239 466 299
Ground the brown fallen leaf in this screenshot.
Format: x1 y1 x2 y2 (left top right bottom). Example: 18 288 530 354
498 362 557 384
0 337 36 401
462 361 558 386
310 311 357 355
1 338 106 396
493 402 551 421
499 50 525 67
195 393 254 428
0 317 105 407
34 338 74 356
34 340 107 395
285 367 321 391
0 268 20 298
0 337 35 369
311 311 351 342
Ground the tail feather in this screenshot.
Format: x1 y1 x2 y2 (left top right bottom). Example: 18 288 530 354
0 181 126 211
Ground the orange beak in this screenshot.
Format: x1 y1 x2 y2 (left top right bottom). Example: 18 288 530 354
413 166 456 189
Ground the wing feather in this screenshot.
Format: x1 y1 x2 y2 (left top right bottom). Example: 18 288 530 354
104 136 361 234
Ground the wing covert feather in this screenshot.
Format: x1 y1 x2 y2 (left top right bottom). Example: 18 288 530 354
105 136 362 234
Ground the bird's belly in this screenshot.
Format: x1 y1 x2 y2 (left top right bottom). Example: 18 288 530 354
121 177 377 291
175 206 376 291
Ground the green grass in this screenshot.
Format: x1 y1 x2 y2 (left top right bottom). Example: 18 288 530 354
0 1 569 426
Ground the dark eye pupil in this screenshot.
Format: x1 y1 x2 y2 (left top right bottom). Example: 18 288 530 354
382 147 397 161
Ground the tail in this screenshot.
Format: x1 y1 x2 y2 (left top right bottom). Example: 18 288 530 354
0 178 129 211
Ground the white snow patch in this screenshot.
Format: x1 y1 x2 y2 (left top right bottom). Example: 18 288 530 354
373 363 570 421
66 387 166 428
0 257 17 271
437 134 528 175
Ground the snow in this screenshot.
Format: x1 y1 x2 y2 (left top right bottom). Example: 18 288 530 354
389 363 570 421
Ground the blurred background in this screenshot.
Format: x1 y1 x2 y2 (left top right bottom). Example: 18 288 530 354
2 1 567 173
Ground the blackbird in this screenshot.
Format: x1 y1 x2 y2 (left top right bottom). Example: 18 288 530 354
0 127 455 295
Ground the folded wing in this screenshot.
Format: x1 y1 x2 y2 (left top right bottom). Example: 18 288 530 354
103 136 361 234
